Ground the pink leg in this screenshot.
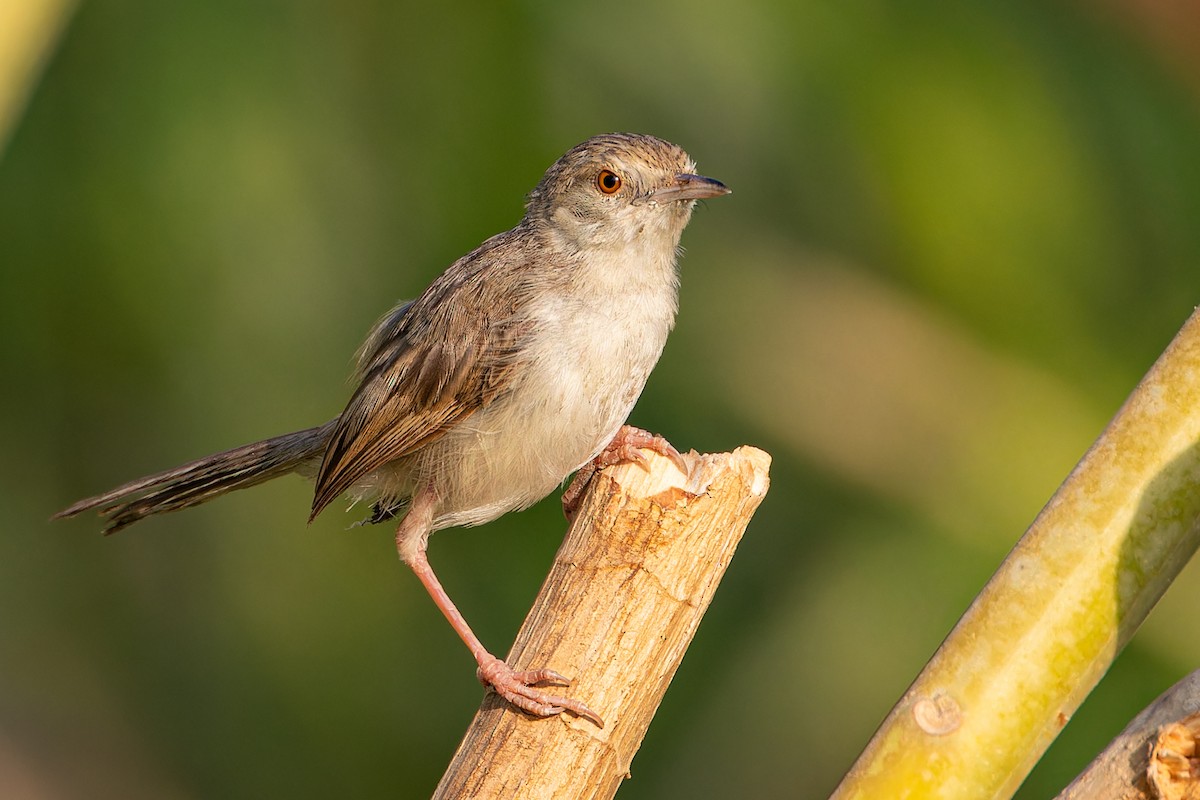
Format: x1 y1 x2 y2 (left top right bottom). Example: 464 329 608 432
397 486 603 727
562 425 687 520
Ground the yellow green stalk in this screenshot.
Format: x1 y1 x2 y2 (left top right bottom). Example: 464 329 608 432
832 306 1200 799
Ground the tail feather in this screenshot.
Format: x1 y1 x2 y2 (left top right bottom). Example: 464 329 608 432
55 422 335 533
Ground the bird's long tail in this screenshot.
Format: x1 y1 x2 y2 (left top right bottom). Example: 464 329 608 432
54 422 336 534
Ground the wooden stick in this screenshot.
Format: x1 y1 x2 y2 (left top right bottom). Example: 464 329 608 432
433 446 771 800
1056 669 1200 800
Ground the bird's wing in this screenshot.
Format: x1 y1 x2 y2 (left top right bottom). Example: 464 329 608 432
310 245 527 520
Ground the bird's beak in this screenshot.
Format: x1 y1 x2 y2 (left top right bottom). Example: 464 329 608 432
649 173 731 203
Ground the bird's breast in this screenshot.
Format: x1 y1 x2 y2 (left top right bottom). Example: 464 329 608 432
419 266 678 530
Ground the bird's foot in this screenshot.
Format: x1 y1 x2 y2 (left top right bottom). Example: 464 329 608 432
562 425 687 520
476 655 604 727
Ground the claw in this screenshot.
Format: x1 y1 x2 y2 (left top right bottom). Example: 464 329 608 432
656 441 688 475
624 447 650 471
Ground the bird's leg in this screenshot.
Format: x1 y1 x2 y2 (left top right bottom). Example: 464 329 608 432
561 424 688 521
397 485 603 727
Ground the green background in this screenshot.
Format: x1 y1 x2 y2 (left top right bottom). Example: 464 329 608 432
4 1 1200 797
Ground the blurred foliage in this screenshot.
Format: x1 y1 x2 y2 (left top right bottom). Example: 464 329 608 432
3 1 1200 797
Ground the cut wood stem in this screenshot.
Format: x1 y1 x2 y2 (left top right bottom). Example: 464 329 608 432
1056 669 1200 799
433 445 771 800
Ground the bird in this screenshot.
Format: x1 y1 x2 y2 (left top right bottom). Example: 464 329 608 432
54 132 730 727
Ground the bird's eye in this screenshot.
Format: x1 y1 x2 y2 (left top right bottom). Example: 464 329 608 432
596 169 622 195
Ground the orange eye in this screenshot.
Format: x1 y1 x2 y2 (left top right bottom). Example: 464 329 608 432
596 169 622 194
